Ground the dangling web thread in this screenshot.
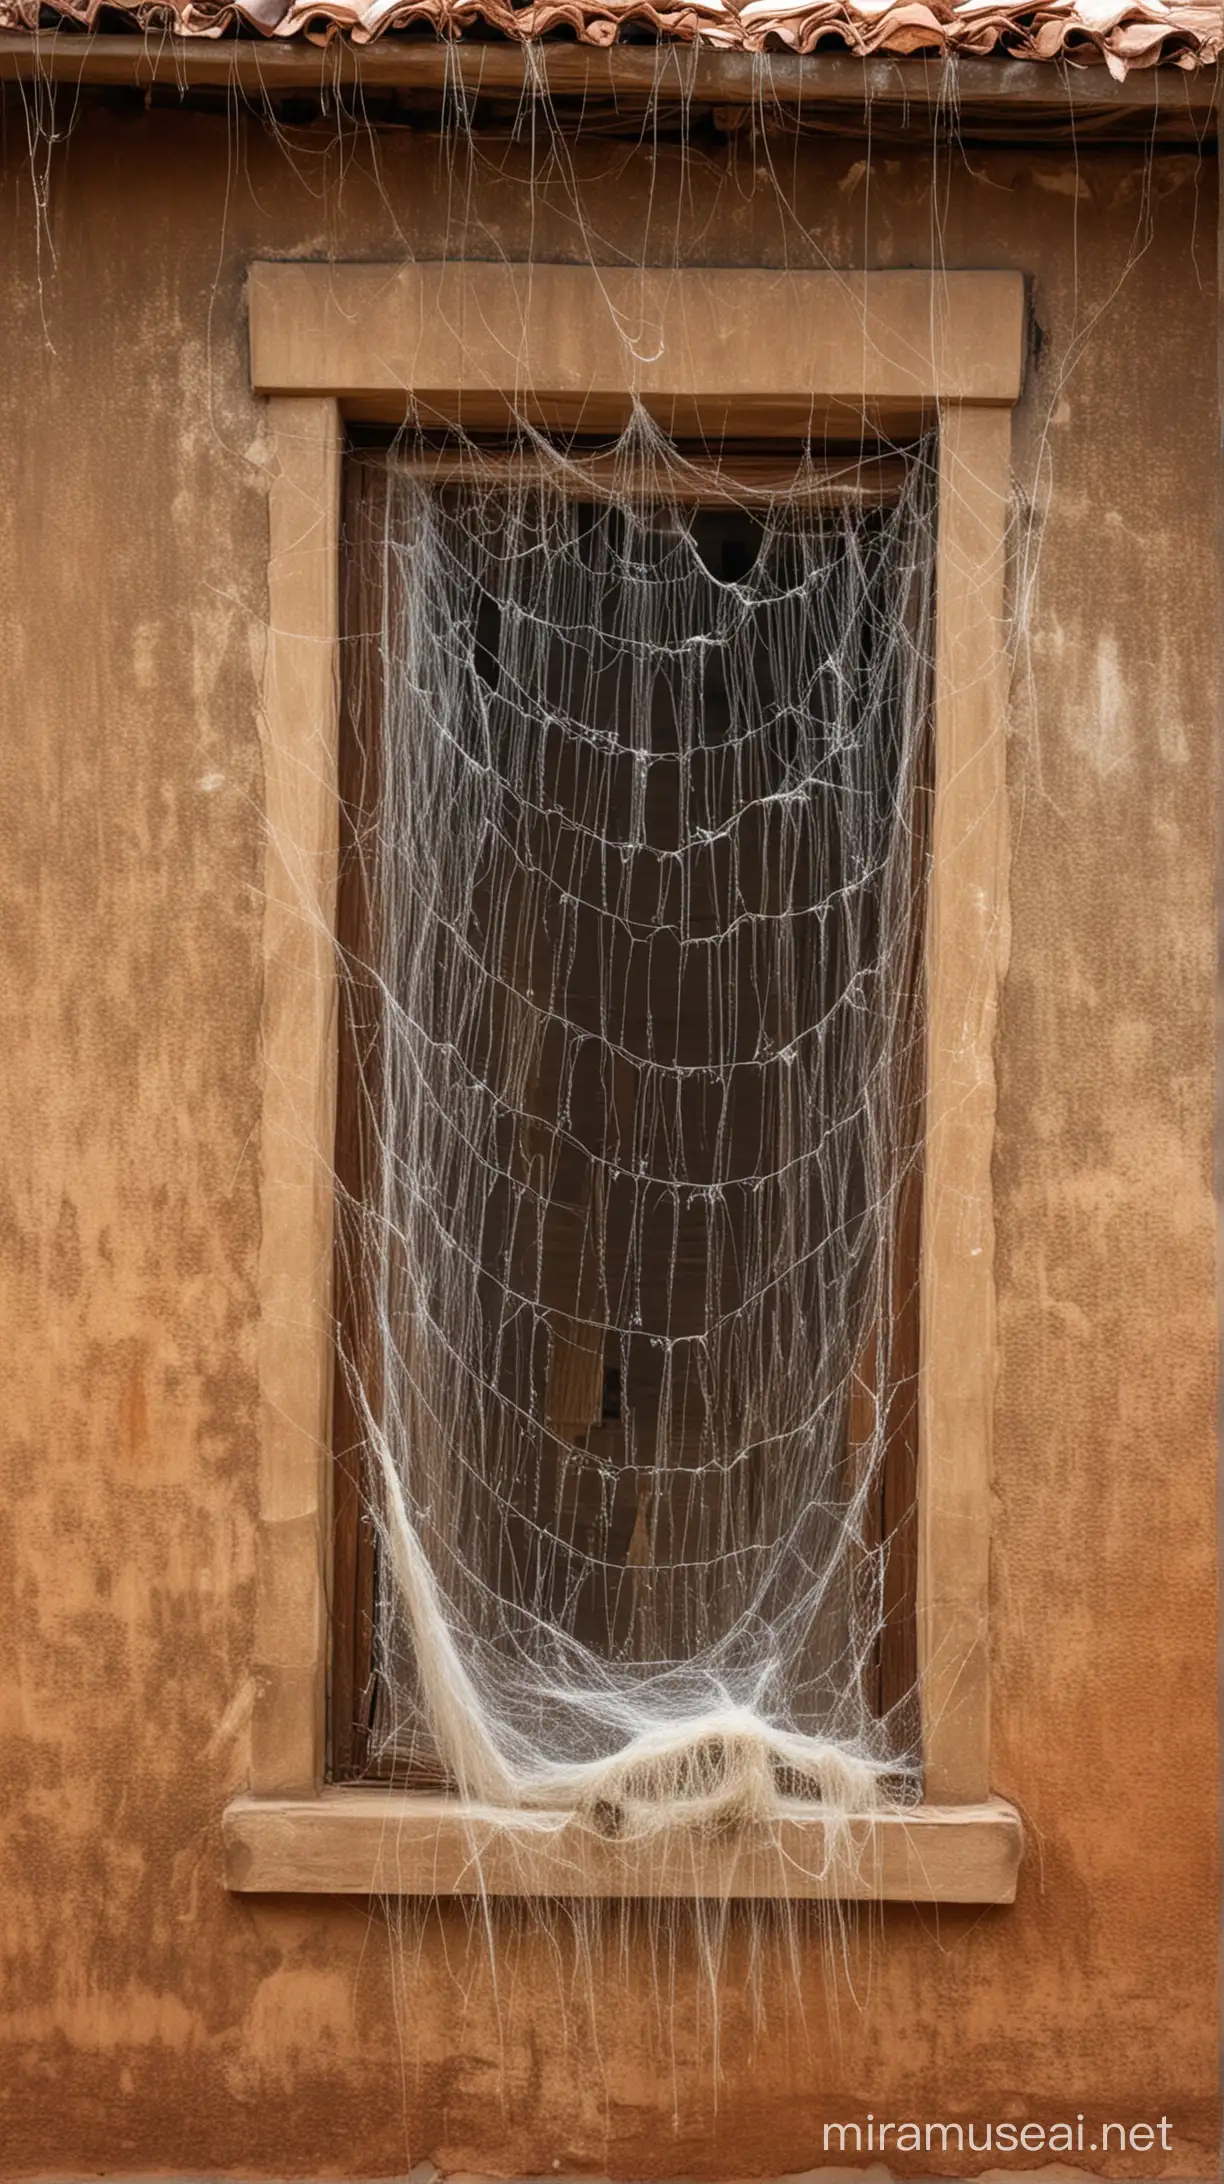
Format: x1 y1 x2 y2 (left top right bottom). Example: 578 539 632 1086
336 416 934 1851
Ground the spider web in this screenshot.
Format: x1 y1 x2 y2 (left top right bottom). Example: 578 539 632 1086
336 417 933 1841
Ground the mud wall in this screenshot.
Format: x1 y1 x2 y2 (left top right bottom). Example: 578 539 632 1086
0 99 1217 2179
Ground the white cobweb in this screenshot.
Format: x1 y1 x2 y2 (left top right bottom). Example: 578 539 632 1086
335 414 933 1848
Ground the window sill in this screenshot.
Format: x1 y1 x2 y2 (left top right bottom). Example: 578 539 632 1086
222 1790 1022 1902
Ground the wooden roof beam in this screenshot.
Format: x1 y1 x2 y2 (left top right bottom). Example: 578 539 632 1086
0 32 1217 125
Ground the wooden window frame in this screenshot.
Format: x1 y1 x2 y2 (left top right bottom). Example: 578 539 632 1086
223 261 1025 1903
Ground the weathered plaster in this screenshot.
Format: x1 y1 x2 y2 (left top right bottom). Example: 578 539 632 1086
0 111 1216 2181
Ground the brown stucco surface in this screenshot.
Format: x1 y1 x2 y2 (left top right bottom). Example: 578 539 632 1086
0 105 1218 2181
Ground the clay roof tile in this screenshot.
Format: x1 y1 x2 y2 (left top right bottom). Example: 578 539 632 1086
2 0 1216 70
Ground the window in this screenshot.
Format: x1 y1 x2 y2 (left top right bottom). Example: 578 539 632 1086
224 261 1023 1901
331 438 927 1810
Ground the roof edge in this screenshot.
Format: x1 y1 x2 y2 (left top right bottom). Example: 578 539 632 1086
0 28 1218 105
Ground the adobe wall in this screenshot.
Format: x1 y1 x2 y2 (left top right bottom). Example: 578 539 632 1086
0 97 1217 2179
